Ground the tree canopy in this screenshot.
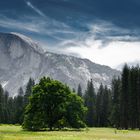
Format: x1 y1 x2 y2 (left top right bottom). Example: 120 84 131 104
22 77 87 131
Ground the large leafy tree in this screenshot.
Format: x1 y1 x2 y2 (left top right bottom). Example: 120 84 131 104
23 77 87 131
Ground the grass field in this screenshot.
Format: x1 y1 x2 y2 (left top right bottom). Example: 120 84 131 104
0 125 140 140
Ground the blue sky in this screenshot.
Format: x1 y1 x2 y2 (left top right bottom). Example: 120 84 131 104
1 0 140 69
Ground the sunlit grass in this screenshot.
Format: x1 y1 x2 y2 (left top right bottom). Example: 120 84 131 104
0 125 140 140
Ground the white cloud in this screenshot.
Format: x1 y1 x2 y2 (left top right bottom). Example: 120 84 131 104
26 1 46 18
0 17 39 32
56 22 140 69
63 40 140 69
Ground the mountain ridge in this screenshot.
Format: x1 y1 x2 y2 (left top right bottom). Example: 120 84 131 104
0 32 120 96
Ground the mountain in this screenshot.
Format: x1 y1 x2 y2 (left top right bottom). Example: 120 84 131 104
0 32 120 96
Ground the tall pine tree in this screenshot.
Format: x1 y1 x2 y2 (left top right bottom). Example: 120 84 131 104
110 77 121 128
24 78 35 107
96 84 110 127
96 84 104 127
120 64 129 129
0 84 4 123
14 87 24 124
84 79 96 127
77 84 82 97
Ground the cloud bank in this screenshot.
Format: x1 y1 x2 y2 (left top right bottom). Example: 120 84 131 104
54 21 140 69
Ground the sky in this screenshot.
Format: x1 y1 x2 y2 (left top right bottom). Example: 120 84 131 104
1 0 140 69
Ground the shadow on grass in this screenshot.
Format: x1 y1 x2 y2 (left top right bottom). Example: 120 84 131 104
22 127 88 132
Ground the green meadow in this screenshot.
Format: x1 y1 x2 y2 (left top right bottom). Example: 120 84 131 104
0 125 140 140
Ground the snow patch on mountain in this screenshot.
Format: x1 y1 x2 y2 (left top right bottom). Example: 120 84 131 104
1 81 8 88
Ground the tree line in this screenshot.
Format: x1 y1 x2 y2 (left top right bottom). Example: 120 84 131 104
0 78 35 124
0 64 140 130
82 64 140 129
111 64 140 129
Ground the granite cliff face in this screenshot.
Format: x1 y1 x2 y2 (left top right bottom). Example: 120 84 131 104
0 32 120 96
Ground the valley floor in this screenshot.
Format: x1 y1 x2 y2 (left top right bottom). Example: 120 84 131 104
0 125 140 140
